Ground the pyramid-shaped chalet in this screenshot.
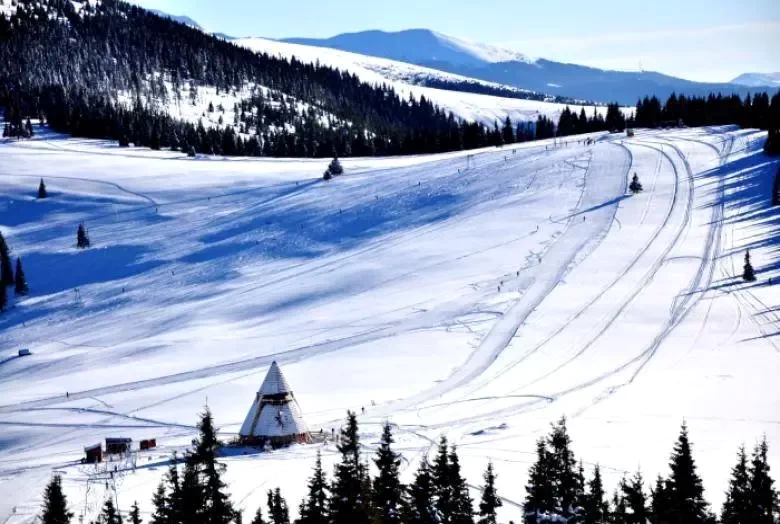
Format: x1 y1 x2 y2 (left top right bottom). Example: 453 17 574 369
239 361 311 448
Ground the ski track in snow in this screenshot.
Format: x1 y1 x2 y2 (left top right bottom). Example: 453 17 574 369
0 126 778 523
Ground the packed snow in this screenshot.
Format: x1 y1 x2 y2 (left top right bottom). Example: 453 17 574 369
0 125 778 523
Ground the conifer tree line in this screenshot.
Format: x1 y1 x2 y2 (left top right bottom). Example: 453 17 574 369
634 91 780 155
554 103 628 137
40 410 778 524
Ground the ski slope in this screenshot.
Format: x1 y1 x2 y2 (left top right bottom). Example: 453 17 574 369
0 126 778 522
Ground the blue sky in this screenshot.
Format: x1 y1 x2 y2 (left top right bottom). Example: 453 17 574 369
130 0 779 82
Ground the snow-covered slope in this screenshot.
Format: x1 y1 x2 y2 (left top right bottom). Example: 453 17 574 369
281 29 772 105
283 29 533 67
236 37 622 126
731 72 780 87
0 124 777 522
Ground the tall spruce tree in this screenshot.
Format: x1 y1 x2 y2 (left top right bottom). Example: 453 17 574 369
15 257 28 295
149 482 168 524
547 417 582 518
267 488 290 524
523 438 554 522
0 230 13 286
747 437 778 523
129 501 142 524
180 456 206 523
721 445 751 524
298 451 328 524
40 475 73 524
583 465 608 524
477 462 501 524
38 178 48 199
373 423 403 524
433 437 456 523
77 223 91 249
98 498 123 524
664 423 713 523
163 453 182 524
403 459 437 524
447 447 474 524
329 411 371 524
192 406 236 524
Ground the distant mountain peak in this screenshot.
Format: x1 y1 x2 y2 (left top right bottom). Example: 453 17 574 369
281 28 533 68
730 72 780 87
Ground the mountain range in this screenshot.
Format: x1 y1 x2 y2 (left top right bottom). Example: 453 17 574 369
281 29 777 105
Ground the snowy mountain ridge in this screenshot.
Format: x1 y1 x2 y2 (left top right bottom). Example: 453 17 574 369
284 28 533 67
280 29 779 104
731 72 780 87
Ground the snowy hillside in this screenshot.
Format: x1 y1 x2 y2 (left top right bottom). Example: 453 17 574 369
236 37 624 126
283 28 533 67
0 123 777 522
731 72 780 87
277 29 772 105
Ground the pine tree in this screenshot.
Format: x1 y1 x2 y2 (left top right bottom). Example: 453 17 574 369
77 223 91 248
129 501 142 524
477 462 501 524
15 257 28 295
403 459 437 524
583 465 608 524
162 453 182 524
373 423 403 524
433 437 455 523
252 506 266 524
250 506 266 524
523 438 554 522
193 406 236 524
40 475 73 524
38 178 48 199
650 475 673 524
99 498 123 524
0 230 13 286
329 411 371 523
743 250 756 282
149 482 168 524
616 471 647 524
747 437 778 524
721 445 751 524
629 173 643 194
447 447 474 524
179 457 205 523
664 423 713 523
298 451 328 524
267 488 290 524
547 417 582 518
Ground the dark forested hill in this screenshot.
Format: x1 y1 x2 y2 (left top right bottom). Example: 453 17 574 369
0 0 506 156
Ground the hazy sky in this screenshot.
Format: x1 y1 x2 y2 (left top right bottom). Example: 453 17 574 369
130 0 780 83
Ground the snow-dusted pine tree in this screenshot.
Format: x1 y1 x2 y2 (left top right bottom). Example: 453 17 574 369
743 250 757 282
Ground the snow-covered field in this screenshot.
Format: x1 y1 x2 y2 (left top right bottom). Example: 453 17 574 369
235 37 626 126
0 126 777 522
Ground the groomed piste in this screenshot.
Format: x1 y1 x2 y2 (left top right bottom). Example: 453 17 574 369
0 124 777 522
